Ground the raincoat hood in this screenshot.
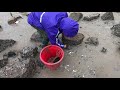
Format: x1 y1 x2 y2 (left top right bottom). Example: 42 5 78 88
60 17 79 37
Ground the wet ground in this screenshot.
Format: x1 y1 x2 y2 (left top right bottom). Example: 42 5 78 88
1 12 120 78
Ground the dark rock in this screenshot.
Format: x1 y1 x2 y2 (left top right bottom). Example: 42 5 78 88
0 25 3 32
69 12 83 21
83 13 100 21
30 32 41 42
62 33 84 46
7 51 17 58
101 12 114 20
85 37 99 46
8 16 23 25
20 46 38 59
0 39 16 53
0 58 8 68
101 47 107 53
111 24 120 37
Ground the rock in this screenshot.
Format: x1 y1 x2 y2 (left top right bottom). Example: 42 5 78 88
83 13 100 21
3 51 18 58
85 37 99 46
20 46 38 59
62 33 84 46
0 25 3 31
0 39 16 53
0 58 8 68
30 32 41 42
69 12 83 21
101 47 107 53
101 12 114 20
111 24 120 37
8 16 23 25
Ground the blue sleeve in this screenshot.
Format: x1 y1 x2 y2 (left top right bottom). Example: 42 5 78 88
46 27 65 48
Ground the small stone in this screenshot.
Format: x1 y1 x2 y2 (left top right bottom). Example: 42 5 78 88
101 47 107 53
81 55 84 57
15 21 20 24
73 70 77 72
0 25 3 31
8 16 22 25
66 65 69 67
85 37 99 46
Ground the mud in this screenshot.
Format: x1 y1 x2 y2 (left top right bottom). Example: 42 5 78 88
85 37 99 46
101 12 114 20
62 33 84 46
111 24 120 37
0 39 16 53
83 13 100 21
101 47 107 53
69 12 83 21
8 16 23 25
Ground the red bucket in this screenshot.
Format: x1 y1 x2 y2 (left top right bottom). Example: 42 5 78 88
40 45 64 70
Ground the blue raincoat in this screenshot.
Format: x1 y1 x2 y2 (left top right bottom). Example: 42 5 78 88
27 12 79 48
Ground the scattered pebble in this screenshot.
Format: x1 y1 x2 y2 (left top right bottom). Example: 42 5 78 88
15 21 20 24
73 70 77 73
101 47 107 53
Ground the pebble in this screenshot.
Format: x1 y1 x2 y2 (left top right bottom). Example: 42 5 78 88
15 21 20 24
73 70 77 72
